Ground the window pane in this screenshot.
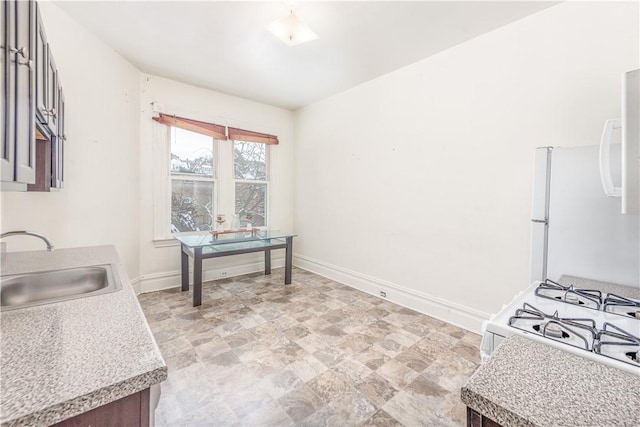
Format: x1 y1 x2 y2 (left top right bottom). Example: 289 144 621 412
235 182 267 227
171 127 215 177
171 180 214 232
234 141 266 180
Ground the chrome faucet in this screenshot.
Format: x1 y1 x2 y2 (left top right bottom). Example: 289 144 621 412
0 230 54 251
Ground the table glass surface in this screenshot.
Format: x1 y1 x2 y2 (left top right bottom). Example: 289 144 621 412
174 230 296 248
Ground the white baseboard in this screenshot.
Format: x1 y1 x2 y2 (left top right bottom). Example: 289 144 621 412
135 258 285 294
293 254 490 334
133 253 490 334
130 276 142 295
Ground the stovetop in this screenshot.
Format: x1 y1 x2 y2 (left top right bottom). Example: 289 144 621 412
535 280 640 318
483 280 640 376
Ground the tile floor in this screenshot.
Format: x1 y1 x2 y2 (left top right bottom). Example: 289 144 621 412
138 267 481 426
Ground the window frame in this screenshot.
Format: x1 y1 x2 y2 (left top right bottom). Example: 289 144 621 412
169 126 218 235
167 126 219 236
232 140 270 228
152 115 274 245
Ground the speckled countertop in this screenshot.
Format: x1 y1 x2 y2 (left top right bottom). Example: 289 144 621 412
461 335 640 427
0 246 167 427
462 276 640 427
558 275 640 299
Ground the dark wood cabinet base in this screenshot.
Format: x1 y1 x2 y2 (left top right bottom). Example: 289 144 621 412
26 137 51 191
51 388 150 427
467 407 503 427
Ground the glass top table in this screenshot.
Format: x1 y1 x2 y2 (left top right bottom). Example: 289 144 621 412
175 230 297 306
174 230 297 248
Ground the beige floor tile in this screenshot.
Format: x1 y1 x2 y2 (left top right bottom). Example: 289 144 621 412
327 388 377 425
365 408 404 427
277 383 324 422
306 369 350 403
355 372 399 407
140 267 478 427
376 358 420 389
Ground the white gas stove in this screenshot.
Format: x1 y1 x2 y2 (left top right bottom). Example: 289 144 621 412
481 280 640 376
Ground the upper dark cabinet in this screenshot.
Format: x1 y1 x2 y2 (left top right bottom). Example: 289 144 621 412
1 0 8 182
45 45 57 134
1 0 36 186
2 0 65 191
51 86 64 189
34 4 47 126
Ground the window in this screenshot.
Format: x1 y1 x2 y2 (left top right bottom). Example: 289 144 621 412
170 127 216 233
234 141 268 227
153 113 277 240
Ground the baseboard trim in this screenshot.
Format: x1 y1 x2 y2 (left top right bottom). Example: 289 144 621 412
135 258 285 294
130 276 142 295
293 254 490 334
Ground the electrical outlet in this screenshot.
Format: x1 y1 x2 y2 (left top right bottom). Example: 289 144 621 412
380 291 386 298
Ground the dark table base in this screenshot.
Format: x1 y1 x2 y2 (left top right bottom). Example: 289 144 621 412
180 236 294 307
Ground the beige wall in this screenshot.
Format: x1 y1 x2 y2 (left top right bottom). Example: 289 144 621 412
137 75 295 292
0 1 141 277
293 1 639 330
0 4 295 287
2 2 637 332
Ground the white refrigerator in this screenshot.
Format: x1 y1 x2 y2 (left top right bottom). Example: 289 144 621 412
530 145 639 286
530 70 640 287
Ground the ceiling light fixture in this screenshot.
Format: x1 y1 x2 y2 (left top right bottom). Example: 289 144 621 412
267 9 318 47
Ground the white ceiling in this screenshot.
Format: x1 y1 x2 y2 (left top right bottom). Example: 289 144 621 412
55 1 559 110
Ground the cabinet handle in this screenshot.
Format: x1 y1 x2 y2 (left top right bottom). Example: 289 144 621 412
9 46 27 58
18 59 33 70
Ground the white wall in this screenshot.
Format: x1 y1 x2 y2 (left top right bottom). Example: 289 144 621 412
293 1 639 331
138 75 294 292
0 2 141 277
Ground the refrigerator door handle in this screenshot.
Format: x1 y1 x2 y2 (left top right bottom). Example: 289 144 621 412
599 118 622 197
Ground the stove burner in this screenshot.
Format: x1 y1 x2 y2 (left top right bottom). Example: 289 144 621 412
554 293 582 305
536 280 602 309
508 303 597 351
595 322 640 367
533 322 569 339
603 293 640 319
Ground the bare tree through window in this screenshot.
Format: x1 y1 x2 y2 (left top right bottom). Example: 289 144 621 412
170 127 215 232
234 141 268 227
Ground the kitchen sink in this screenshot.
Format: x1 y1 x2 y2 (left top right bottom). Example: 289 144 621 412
0 264 122 311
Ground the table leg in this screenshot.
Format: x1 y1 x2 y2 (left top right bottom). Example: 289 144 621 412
285 237 293 285
264 249 271 275
193 247 202 307
181 245 189 292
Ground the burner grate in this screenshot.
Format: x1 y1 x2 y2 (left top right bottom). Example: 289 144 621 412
594 322 640 366
535 280 602 309
603 294 640 319
508 303 598 351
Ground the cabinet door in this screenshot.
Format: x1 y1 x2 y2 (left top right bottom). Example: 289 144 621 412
0 2 4 161
55 86 64 188
51 86 64 189
13 0 35 184
45 44 57 134
34 3 47 126
1 0 16 182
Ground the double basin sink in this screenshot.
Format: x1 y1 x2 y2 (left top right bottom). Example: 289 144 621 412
0 264 122 311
